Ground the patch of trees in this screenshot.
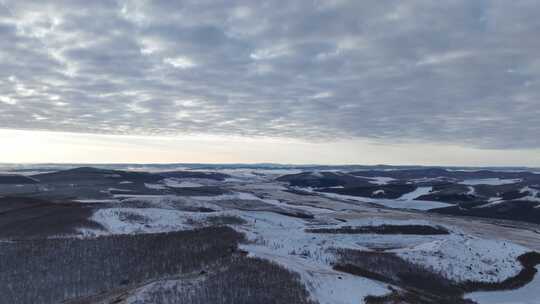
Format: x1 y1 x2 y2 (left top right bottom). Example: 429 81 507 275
306 224 449 235
458 251 540 293
431 200 540 224
0 227 243 304
0 197 102 239
332 249 462 298
318 184 417 199
333 249 540 304
129 257 317 304
0 175 38 184
206 215 247 226
159 171 230 181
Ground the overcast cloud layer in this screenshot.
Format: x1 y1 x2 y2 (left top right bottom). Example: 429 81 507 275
0 0 539 149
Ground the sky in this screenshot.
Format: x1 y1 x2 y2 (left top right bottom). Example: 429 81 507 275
0 1 539 165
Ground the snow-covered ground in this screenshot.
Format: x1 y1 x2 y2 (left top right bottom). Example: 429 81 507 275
71 177 535 304
82 187 530 302
144 183 167 190
80 208 207 235
306 188 452 210
364 176 396 185
461 178 522 186
73 199 120 204
235 211 390 303
215 168 303 180
396 235 528 283
398 186 433 200
162 178 203 188
520 186 540 202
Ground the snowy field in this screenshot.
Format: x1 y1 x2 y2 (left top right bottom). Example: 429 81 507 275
75 180 535 303
461 178 523 185
305 188 453 210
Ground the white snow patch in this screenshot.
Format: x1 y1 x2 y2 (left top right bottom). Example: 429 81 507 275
461 178 522 186
113 194 170 199
144 183 167 190
396 235 528 283
410 177 454 183
163 178 203 188
301 187 452 210
475 199 504 208
73 199 120 204
107 188 133 192
398 186 433 200
373 189 385 195
365 177 396 185
189 191 262 202
310 171 324 178
234 211 389 303
83 208 204 235
246 248 388 304
519 186 540 202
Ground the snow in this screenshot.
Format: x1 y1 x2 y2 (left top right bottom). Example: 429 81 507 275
73 199 120 204
519 186 540 202
475 199 504 208
218 168 302 179
56 169 538 303
246 249 388 304
162 178 203 188
396 235 528 283
410 177 454 183
461 178 522 186
107 187 133 192
398 186 433 200
188 191 262 202
234 209 527 302
144 183 167 190
466 266 540 304
113 194 170 199
82 208 203 235
235 211 389 303
312 171 325 177
364 177 396 185
76 186 530 303
306 188 451 210
476 187 540 208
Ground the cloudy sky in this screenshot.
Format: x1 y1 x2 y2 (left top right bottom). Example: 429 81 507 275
1 1 539 165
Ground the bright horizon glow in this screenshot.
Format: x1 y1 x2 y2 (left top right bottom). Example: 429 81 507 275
2 128 539 167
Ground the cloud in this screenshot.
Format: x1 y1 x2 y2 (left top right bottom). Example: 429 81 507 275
0 0 539 149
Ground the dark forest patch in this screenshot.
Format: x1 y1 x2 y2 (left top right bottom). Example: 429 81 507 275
318 184 416 199
0 174 38 184
0 196 103 239
276 171 372 188
430 200 540 224
168 186 230 196
306 224 449 235
207 215 247 226
0 227 244 304
158 171 230 181
333 249 540 304
125 256 316 304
